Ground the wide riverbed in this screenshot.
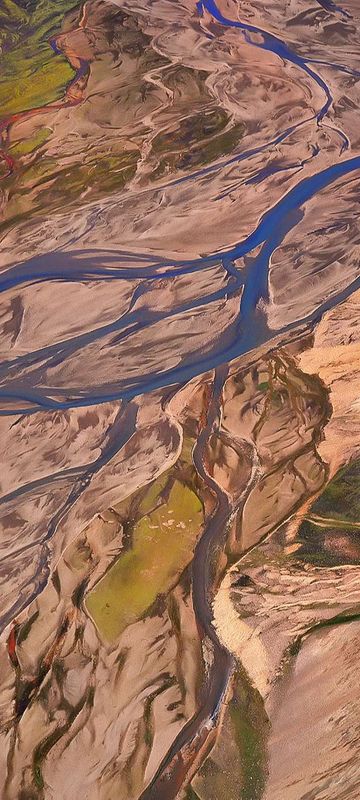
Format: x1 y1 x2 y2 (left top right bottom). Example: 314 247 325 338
1 1 360 798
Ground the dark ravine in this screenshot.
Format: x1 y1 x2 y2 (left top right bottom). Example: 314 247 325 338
140 367 235 799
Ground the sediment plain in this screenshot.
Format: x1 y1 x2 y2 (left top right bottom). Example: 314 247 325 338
1 0 360 798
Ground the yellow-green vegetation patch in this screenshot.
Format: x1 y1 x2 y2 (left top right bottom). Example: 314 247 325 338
180 434 196 467
19 155 56 185
48 151 140 201
86 479 203 642
0 0 80 118
150 107 245 177
2 150 139 229
1 57 74 117
137 471 170 517
9 126 51 156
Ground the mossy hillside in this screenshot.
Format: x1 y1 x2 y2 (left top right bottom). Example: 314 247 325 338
137 471 169 517
295 458 360 566
309 458 360 523
2 149 140 230
86 478 204 642
296 518 360 567
190 671 268 800
0 0 80 118
9 126 51 156
150 108 245 177
229 678 268 800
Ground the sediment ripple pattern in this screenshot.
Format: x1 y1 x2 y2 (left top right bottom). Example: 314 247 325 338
1 0 360 797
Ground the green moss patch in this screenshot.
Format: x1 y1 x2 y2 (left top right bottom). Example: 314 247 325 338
150 108 245 177
295 458 360 566
229 677 268 800
0 0 80 119
190 670 269 800
86 479 203 642
9 126 51 156
309 458 360 523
